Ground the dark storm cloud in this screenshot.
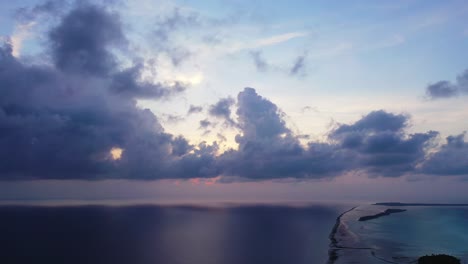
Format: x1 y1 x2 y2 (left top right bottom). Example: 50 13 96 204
187 105 203 115
330 111 437 177
110 63 185 99
49 4 127 76
350 131 438 177
162 141 220 179
425 69 468 99
331 110 407 135
208 97 236 127
217 88 352 179
0 4 212 180
171 136 192 156
217 94 446 179
0 43 127 178
420 133 468 176
235 88 288 141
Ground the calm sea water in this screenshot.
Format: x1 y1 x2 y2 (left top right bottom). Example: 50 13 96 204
0 203 350 264
334 205 468 263
4 203 467 264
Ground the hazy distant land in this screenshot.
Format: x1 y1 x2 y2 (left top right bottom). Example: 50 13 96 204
375 202 468 206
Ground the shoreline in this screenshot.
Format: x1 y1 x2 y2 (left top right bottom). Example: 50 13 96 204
328 206 357 247
327 206 366 264
328 204 467 264
327 206 398 264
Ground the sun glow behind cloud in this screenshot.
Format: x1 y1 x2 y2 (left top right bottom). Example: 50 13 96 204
110 147 124 160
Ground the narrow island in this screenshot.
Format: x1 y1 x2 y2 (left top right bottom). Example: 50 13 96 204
358 208 406 221
375 202 468 207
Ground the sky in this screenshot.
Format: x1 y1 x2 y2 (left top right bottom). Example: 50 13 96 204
0 0 468 203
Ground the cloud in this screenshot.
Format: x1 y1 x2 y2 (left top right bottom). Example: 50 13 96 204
301 106 319 113
216 95 441 180
153 8 199 43
110 63 185 99
0 32 466 183
217 98 445 180
235 88 288 141
425 69 468 99
457 69 468 91
217 133 227 142
426 81 459 99
208 97 236 127
163 114 185 123
171 136 192 157
289 53 307 76
330 111 438 177
248 50 308 76
330 110 408 135
0 4 212 180
420 133 468 176
249 51 269 72
0 2 466 181
254 32 308 48
187 105 203 115
217 88 352 179
49 4 127 76
152 8 200 66
199 119 213 129
15 0 66 22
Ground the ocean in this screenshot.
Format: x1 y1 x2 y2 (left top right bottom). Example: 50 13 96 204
1 203 467 264
332 204 468 263
0 203 350 264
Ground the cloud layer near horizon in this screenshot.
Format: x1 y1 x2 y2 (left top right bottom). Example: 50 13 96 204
0 3 467 181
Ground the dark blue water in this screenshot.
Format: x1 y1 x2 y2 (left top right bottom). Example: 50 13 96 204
0 204 347 264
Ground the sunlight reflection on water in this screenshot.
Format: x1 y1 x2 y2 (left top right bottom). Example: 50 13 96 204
0 203 351 264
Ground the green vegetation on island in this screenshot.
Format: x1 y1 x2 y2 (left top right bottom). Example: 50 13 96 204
418 254 461 264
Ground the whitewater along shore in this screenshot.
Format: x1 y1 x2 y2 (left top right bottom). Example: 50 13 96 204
327 206 407 264
327 206 376 264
